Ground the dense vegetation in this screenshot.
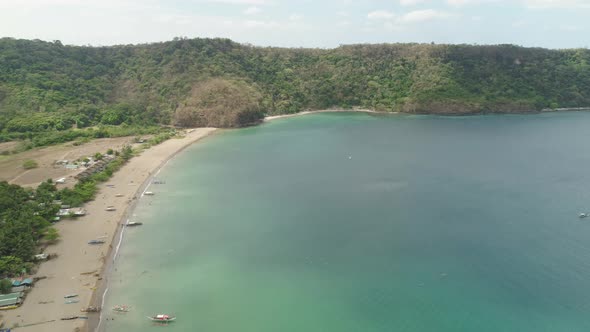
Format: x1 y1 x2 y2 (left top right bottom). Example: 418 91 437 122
1 37 590 133
0 181 58 277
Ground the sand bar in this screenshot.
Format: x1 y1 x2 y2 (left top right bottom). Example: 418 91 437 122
1 128 216 332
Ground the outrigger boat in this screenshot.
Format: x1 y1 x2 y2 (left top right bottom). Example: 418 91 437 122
112 305 130 312
147 314 176 322
125 221 143 227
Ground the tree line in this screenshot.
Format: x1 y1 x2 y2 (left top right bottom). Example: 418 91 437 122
1 38 590 133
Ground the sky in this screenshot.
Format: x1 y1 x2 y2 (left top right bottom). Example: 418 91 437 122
0 0 589 49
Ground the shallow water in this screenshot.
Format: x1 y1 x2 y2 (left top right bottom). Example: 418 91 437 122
103 112 590 331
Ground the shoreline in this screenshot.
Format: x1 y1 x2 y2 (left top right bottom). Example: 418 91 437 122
1 128 216 332
263 109 394 122
7 107 585 331
89 128 218 332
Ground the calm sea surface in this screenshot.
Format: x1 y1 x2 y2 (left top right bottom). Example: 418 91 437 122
103 112 590 331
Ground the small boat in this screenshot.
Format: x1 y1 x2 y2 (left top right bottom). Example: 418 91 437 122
144 191 155 196
88 240 105 245
580 213 588 218
147 314 176 322
105 206 116 211
61 316 79 320
64 294 78 298
0 305 18 310
113 305 130 312
65 299 79 304
81 306 100 313
126 222 143 227
115 194 124 197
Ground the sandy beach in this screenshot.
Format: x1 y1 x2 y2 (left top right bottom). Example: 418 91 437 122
1 128 216 332
264 109 391 122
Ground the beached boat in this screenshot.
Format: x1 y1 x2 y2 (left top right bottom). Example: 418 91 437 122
88 240 105 245
0 305 18 310
112 305 130 312
105 206 116 211
144 191 155 196
147 314 176 322
125 222 143 227
64 294 78 298
65 299 79 304
81 306 100 312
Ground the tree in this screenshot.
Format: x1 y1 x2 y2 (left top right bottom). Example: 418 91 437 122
22 160 38 169
0 279 12 294
0 256 25 277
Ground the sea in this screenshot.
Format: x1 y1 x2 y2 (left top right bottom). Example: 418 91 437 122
102 112 590 332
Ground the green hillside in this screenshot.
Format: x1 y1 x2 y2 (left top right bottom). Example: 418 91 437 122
1 37 590 138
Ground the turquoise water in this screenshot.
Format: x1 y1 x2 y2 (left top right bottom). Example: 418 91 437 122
103 112 590 331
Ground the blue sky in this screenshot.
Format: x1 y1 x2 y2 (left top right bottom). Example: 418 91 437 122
0 0 589 48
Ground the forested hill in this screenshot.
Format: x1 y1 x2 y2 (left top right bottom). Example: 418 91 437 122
1 37 590 131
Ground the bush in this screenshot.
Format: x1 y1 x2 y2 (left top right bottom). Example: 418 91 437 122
94 152 103 160
121 145 133 160
106 148 114 155
22 159 38 169
0 279 12 294
0 256 25 278
44 227 59 244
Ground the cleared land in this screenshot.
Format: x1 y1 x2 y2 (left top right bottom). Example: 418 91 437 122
0 137 137 188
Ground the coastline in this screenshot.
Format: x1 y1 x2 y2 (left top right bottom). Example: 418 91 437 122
3 109 381 332
1 128 216 332
88 127 218 332
264 109 394 122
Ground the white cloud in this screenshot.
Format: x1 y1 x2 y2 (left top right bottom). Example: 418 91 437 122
206 0 270 4
512 19 527 27
447 0 472 6
243 6 261 15
446 0 502 7
400 0 427 6
244 20 279 28
367 10 395 20
399 9 452 23
524 0 590 9
0 0 158 10
560 24 582 31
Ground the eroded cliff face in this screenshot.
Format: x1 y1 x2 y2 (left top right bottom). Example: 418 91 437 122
173 78 264 128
